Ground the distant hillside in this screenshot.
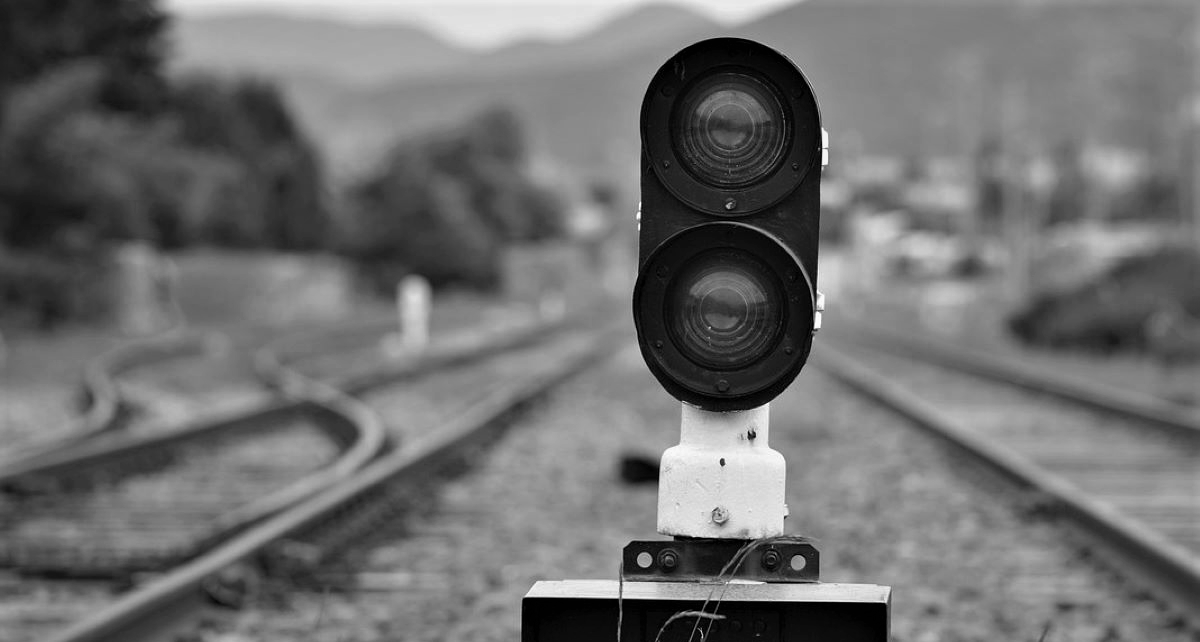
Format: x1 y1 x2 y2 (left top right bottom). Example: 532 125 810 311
169 13 474 83
470 4 720 78
170 3 719 83
742 0 1195 154
170 3 721 176
297 1 1196 177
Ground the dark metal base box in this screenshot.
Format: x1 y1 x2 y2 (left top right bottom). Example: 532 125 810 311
523 580 890 642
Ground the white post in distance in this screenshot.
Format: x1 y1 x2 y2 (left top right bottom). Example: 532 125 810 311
384 274 431 357
115 242 169 336
399 275 432 353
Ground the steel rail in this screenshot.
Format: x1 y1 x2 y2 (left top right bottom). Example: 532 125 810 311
0 314 584 579
0 330 228 467
45 323 623 642
2 313 571 488
826 320 1200 439
0 342 387 576
812 345 1200 626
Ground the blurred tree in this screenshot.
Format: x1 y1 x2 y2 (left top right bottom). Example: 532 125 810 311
467 108 526 165
0 0 337 327
0 62 279 254
348 150 496 289
0 0 170 115
424 107 567 243
171 75 328 249
0 62 108 249
344 107 569 290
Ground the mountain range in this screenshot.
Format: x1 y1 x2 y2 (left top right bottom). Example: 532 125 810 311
171 1 1199 179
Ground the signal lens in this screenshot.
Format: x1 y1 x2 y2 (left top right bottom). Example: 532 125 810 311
673 72 787 188
666 249 785 370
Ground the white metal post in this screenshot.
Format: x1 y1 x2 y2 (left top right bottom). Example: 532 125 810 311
398 275 432 353
657 403 787 539
384 275 432 357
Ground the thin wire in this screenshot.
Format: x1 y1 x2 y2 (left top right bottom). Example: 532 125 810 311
691 538 759 642
700 534 814 642
616 559 625 642
648 534 816 642
657 612 720 642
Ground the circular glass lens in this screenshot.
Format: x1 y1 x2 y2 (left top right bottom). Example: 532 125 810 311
673 72 788 189
666 249 785 370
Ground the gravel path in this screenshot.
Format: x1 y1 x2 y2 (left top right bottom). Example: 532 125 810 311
188 337 1194 642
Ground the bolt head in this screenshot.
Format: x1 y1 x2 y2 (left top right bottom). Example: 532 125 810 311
711 506 730 525
724 198 737 211
761 549 782 571
658 549 679 570
715 379 730 393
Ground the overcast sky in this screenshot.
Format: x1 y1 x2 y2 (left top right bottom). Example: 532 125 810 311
166 0 797 48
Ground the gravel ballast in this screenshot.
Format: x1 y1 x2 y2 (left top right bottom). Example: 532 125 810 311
191 337 1195 642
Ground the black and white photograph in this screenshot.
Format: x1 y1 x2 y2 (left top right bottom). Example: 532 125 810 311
0 0 1197 640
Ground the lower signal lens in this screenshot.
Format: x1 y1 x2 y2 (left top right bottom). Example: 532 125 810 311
666 249 785 370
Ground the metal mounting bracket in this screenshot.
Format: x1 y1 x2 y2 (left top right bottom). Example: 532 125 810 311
622 538 819 583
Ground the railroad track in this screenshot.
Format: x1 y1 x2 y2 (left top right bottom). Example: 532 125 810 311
0 308 568 559
815 324 1200 625
0 321 393 641
1 312 620 642
0 331 228 465
113 334 271 435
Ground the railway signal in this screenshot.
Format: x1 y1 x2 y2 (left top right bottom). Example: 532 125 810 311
633 36 826 412
525 38 890 642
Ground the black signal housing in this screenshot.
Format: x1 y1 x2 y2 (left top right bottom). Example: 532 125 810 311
634 37 823 411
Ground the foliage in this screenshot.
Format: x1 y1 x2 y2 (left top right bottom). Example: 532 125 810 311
1008 246 1200 352
0 0 330 327
171 74 329 249
345 107 568 290
0 64 249 252
0 247 111 328
0 62 108 249
0 0 170 114
0 66 328 251
0 0 174 328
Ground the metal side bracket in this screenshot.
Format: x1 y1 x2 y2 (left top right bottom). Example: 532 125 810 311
622 539 819 583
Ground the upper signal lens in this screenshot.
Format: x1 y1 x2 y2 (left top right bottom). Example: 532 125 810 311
673 72 788 189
